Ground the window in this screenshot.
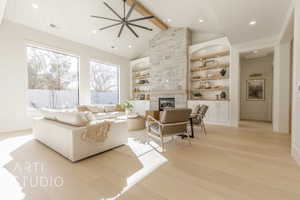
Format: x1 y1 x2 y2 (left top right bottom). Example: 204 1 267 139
26 46 79 109
90 61 119 105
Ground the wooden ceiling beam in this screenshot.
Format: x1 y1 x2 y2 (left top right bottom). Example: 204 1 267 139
126 0 168 30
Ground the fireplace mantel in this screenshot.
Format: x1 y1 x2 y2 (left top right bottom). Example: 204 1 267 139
150 90 187 95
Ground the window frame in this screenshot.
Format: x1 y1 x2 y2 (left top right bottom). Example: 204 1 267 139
26 44 80 109
89 59 120 105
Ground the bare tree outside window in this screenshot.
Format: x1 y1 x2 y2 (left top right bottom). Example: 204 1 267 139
90 61 119 105
27 46 79 109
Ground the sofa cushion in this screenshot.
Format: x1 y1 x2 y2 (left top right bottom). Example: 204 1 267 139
86 112 96 121
55 111 90 127
104 105 116 112
94 113 110 120
108 112 125 118
94 112 125 120
39 108 58 120
86 105 105 113
115 104 125 112
77 105 90 112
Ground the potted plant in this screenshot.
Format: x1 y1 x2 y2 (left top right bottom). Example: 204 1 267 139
121 101 134 115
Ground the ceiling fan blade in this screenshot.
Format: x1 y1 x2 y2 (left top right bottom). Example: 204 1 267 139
91 15 122 23
103 2 123 20
99 22 122 31
125 0 137 20
118 23 125 37
128 16 155 23
123 0 126 18
128 23 153 31
126 24 139 38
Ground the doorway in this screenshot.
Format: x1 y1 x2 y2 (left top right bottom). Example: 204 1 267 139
239 48 274 123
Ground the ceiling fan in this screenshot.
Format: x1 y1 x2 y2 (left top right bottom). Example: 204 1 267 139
91 0 154 38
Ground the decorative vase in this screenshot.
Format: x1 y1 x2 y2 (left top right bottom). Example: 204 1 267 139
220 91 226 99
220 69 227 76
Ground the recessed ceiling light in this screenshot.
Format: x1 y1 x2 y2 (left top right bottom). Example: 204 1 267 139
249 20 257 26
128 45 133 49
32 3 39 9
198 19 204 23
91 30 97 34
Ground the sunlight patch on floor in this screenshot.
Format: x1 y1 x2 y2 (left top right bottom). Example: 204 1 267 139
0 135 33 200
102 137 168 200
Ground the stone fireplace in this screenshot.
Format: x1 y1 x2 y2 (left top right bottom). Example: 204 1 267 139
149 28 192 110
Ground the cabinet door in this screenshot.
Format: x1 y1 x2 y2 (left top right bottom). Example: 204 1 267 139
206 102 216 122
130 101 150 116
215 102 229 122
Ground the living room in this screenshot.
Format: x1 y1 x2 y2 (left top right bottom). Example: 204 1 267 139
1 0 300 199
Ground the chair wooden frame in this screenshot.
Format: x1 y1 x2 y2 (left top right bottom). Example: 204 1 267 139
146 115 191 151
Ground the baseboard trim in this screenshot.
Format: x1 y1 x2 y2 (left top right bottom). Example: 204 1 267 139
0 129 32 134
206 121 231 127
292 146 300 167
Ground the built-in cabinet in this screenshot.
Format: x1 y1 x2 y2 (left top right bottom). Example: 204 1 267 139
188 37 232 125
129 100 150 117
188 100 230 125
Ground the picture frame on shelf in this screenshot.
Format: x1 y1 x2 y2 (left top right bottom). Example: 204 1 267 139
246 79 265 101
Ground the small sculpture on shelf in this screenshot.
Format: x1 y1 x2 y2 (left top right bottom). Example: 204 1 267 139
220 68 227 77
220 91 227 100
193 92 202 99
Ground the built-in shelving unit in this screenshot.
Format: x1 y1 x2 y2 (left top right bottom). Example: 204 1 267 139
187 37 232 126
130 57 151 100
190 51 230 62
189 38 231 101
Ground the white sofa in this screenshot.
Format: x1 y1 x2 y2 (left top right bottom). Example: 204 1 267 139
33 107 128 162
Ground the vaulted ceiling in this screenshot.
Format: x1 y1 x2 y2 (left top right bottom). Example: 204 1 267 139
4 0 292 59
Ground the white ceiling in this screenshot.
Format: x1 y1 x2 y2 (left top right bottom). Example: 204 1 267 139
241 47 274 60
4 0 292 59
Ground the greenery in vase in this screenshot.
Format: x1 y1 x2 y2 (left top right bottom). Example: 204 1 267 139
121 101 134 110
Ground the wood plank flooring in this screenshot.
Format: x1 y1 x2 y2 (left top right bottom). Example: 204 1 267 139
1 121 300 200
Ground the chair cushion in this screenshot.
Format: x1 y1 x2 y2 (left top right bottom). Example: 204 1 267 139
192 105 201 114
149 123 160 136
160 108 192 124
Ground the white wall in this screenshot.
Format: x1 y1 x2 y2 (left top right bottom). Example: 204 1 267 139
292 0 300 166
0 0 7 24
273 42 292 133
0 20 130 133
240 55 273 121
230 48 240 127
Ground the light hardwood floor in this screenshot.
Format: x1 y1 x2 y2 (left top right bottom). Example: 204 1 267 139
1 121 300 200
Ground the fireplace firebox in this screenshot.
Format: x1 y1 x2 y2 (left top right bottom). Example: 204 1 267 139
159 98 175 111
